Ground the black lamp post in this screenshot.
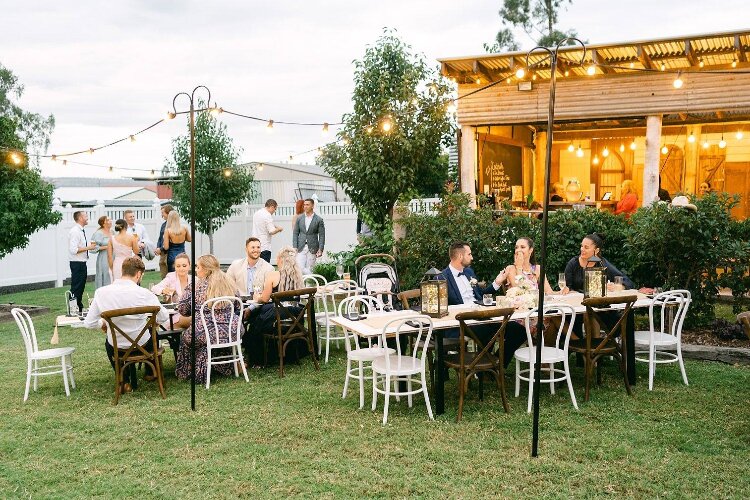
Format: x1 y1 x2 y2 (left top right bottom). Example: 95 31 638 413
171 85 211 411
525 39 586 457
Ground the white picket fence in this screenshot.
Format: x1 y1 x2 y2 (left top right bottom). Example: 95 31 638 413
0 198 440 289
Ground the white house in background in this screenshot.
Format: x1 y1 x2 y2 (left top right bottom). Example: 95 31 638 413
240 161 348 204
47 177 157 205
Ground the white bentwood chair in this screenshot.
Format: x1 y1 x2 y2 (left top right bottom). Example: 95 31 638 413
634 289 691 390
200 296 248 389
514 304 578 412
318 277 360 364
12 308 76 402
338 295 394 409
303 273 338 364
371 315 434 425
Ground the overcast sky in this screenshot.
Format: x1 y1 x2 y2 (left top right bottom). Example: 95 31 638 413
2 0 747 178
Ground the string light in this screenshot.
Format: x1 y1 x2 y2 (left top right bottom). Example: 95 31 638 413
567 142 575 152
736 130 744 140
673 71 683 89
223 168 232 177
563 70 569 77
629 62 635 69
602 146 609 158
166 111 176 120
688 132 696 143
108 166 113 173
699 59 705 68
149 169 155 178
661 145 669 155
592 154 599 165
88 148 94 155
446 100 457 113
630 139 637 150
365 126 373 134
702 139 710 149
531 73 537 81
321 122 329 136
9 151 22 165
475 78 481 84
586 64 596 76
619 143 625 153
257 163 264 171
719 134 726 148
62 160 68 166
381 117 393 132
51 155 57 161
660 62 666 71
515 67 526 79
129 135 136 143
576 145 584 157
506 77 511 84
732 59 738 68
266 120 274 132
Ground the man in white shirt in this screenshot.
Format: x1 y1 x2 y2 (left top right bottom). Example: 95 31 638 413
292 198 325 274
226 237 274 296
68 211 97 314
252 199 283 263
124 209 151 257
84 257 169 390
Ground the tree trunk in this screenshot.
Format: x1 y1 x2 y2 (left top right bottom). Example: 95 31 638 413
208 231 214 255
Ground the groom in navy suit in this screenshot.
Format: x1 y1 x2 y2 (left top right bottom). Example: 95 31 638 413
442 241 526 367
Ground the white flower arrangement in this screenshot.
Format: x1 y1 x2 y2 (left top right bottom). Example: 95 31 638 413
504 274 539 310
469 277 478 287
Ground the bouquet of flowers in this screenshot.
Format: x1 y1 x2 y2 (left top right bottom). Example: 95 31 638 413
504 274 538 310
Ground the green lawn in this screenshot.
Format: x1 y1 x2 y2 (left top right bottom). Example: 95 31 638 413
1 275 749 498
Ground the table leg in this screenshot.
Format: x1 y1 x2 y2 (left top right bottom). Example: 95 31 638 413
436 329 445 415
626 310 636 385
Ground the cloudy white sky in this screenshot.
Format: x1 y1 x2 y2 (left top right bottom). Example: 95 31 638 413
2 0 747 178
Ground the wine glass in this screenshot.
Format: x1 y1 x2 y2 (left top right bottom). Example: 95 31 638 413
252 283 263 301
335 263 344 280
558 273 566 292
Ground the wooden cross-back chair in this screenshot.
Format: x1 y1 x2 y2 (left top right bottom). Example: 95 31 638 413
101 306 166 405
264 287 320 377
569 295 637 402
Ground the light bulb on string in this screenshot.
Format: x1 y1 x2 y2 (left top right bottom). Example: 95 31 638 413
661 145 669 155
365 126 373 134
515 67 526 79
266 120 274 132
506 77 511 84
619 143 625 153
446 100 457 113
149 169 155 178
567 142 575 153
257 163 264 171
586 64 596 76
166 111 176 120
688 133 696 143
129 135 136 143
531 73 537 81
381 117 393 133
629 62 635 69
475 78 481 85
719 134 726 148
660 62 666 71
288 155 294 161
630 139 637 150
602 146 609 158
699 59 705 68
9 151 22 165
564 70 569 77
736 130 744 140
592 154 600 165
576 145 584 157
88 148 94 155
108 166 113 173
51 155 57 162
702 139 710 149
62 160 67 166
673 71 683 89
732 59 738 68
321 122 329 136
223 168 232 177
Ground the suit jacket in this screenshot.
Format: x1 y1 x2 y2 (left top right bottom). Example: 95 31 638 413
226 257 274 294
441 266 499 305
292 213 325 253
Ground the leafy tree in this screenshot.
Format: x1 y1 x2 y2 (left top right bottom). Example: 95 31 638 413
485 0 579 52
319 29 455 230
0 65 60 258
164 106 256 254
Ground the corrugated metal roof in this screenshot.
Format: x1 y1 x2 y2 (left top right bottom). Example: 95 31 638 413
54 187 154 203
439 29 750 83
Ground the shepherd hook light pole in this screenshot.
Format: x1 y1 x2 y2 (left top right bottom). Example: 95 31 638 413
171 85 211 411
525 39 586 457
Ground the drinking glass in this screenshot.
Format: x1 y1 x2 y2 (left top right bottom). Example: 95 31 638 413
348 309 360 321
342 272 351 282
336 264 344 280
558 273 566 291
252 283 262 300
614 276 624 291
483 293 493 306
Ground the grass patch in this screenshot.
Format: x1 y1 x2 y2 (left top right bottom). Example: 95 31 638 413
1 275 749 498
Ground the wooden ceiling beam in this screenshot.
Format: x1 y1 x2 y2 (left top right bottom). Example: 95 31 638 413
472 60 493 83
592 50 614 74
684 40 700 67
736 35 748 62
637 46 655 70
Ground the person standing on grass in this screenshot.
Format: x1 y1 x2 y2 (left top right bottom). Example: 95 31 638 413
252 199 283 263
84 257 169 393
292 198 325 275
68 210 97 315
124 209 151 258
155 204 173 278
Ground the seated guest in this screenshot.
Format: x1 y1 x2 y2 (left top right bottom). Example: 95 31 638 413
551 182 565 202
175 254 241 384
84 257 169 393
562 233 635 338
150 252 192 329
226 237 274 297
614 180 638 217
442 241 525 367
244 246 303 366
502 237 554 294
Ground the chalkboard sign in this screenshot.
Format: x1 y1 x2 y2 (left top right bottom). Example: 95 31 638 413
478 136 523 199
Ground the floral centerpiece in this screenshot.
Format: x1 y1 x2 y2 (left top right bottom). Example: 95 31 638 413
504 274 538 310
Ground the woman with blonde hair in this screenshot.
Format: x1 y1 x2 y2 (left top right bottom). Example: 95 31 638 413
163 210 191 272
614 179 638 217
176 254 240 383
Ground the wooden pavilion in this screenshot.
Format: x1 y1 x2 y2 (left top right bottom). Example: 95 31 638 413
439 29 750 218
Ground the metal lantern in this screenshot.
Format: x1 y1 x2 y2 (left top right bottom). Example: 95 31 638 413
420 267 449 318
583 255 607 299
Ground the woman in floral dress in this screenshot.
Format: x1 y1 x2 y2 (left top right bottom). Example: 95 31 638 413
176 254 240 383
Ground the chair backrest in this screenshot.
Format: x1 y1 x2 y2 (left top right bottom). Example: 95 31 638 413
270 287 318 339
100 306 160 360
337 295 384 351
523 304 576 352
379 315 433 371
581 295 637 353
455 308 515 371
649 289 691 339
397 289 421 311
11 308 39 358
302 274 328 287
199 296 243 348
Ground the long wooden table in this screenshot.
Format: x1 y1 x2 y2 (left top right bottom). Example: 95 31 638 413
330 290 652 415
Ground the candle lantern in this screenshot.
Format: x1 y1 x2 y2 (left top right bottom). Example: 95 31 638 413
583 255 607 299
420 267 448 318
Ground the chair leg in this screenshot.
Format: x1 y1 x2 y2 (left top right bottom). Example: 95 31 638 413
238 346 249 382
277 338 285 378
205 348 212 389
515 358 521 397
24 360 32 402
232 346 239 378
549 363 555 394
677 343 689 386
342 357 351 399
407 377 413 408
61 356 71 397
527 361 534 414
155 357 167 399
33 359 39 391
67 355 76 389
619 354 633 396
382 374 391 425
422 370 434 421
648 343 656 391
583 357 592 403
499 366 510 414
325 331 331 364
358 361 365 410
371 371 378 411
457 372 465 422
563 357 578 410
113 362 122 406
309 334 320 371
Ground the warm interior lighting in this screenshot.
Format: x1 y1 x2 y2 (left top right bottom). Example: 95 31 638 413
719 134 727 148
532 74 537 81
630 140 637 150
266 120 274 132
592 154 599 165
629 62 635 69
506 77 511 84
564 70 569 77
660 63 666 71
673 71 683 89
475 78 481 84
732 59 738 68
699 59 705 68
687 133 696 143
515 67 526 79
736 130 744 140
619 143 625 153
567 142 575 152
586 65 596 76
576 145 584 157
602 146 609 158
702 140 710 149
661 145 669 155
